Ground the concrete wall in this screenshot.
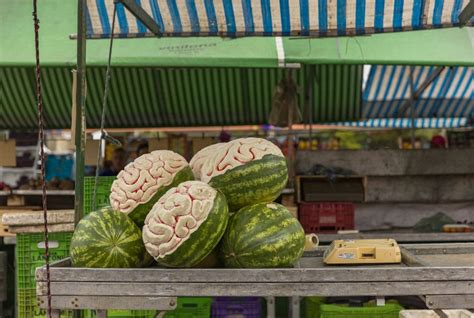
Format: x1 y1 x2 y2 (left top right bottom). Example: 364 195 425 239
355 203 474 230
296 149 474 203
296 149 474 176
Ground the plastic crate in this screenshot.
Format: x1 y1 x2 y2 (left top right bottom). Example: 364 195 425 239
320 303 403 318
211 297 263 318
163 297 212 318
83 176 116 214
85 310 155 318
16 232 73 289
298 202 354 233
18 288 73 318
303 297 325 318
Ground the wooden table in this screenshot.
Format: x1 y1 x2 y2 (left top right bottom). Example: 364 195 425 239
36 243 474 317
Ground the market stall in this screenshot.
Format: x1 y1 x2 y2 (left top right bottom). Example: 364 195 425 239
1 0 473 317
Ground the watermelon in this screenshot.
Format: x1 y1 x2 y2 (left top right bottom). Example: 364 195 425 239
189 143 224 180
142 181 229 268
70 207 148 268
200 138 287 211
220 203 305 268
110 150 193 227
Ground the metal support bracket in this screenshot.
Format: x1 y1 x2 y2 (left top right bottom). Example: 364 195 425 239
397 66 445 117
115 0 161 36
458 0 474 27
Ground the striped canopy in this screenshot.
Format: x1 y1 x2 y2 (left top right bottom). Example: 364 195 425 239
333 117 468 128
86 0 473 38
362 66 473 120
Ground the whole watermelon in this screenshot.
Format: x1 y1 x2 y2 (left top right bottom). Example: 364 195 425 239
220 203 305 268
142 181 229 268
200 138 287 211
70 207 148 268
110 150 193 227
189 143 224 180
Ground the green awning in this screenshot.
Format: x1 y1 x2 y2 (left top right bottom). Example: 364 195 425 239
1 0 473 67
0 65 362 129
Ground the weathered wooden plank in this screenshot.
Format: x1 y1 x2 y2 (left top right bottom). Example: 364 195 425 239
317 233 474 244
400 247 429 267
36 296 177 310
36 266 474 283
8 223 74 234
2 210 74 226
425 294 474 309
37 281 474 297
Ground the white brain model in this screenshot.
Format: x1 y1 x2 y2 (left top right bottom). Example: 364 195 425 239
189 143 224 179
200 138 284 183
110 150 188 214
142 181 216 258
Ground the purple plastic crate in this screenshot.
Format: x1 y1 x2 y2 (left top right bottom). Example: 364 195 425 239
211 297 263 318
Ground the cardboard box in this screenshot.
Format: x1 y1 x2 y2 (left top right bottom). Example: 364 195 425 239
0 140 16 166
85 140 101 166
192 138 215 155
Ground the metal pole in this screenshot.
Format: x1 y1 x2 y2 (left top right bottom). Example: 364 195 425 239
75 0 86 227
73 2 86 317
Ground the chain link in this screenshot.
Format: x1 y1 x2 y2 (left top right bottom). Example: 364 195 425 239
32 1 52 317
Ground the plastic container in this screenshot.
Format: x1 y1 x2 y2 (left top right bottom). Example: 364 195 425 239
320 302 403 318
303 297 325 318
211 297 263 318
83 176 116 214
16 232 73 290
18 288 73 318
298 202 355 233
399 310 474 318
85 310 155 318
163 297 213 318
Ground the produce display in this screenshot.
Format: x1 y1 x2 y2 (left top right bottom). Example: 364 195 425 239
70 207 149 268
220 203 305 268
109 150 193 227
143 181 229 267
71 137 305 270
189 142 224 179
200 138 288 211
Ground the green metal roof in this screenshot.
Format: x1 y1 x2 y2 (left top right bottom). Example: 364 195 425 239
1 65 362 129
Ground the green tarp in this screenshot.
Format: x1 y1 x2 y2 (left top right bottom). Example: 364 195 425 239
1 0 473 67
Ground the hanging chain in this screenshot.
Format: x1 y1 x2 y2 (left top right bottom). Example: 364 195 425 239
32 1 52 317
92 5 117 210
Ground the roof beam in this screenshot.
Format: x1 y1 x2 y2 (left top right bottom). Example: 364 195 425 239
115 0 161 36
458 0 474 26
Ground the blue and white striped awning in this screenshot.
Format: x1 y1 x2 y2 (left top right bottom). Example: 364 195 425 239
333 117 469 128
362 66 473 119
85 0 473 38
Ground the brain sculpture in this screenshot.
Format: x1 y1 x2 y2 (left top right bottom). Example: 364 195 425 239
189 143 224 179
200 138 288 211
109 150 193 227
143 181 229 267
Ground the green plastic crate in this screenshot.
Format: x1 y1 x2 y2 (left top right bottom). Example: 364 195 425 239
16 233 73 289
303 297 325 318
83 176 116 214
320 302 403 318
18 288 73 318
16 233 73 318
162 297 212 318
84 310 155 318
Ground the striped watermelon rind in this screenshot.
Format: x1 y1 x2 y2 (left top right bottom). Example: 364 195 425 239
127 167 194 227
154 188 229 268
70 207 147 268
209 154 288 211
220 202 305 268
